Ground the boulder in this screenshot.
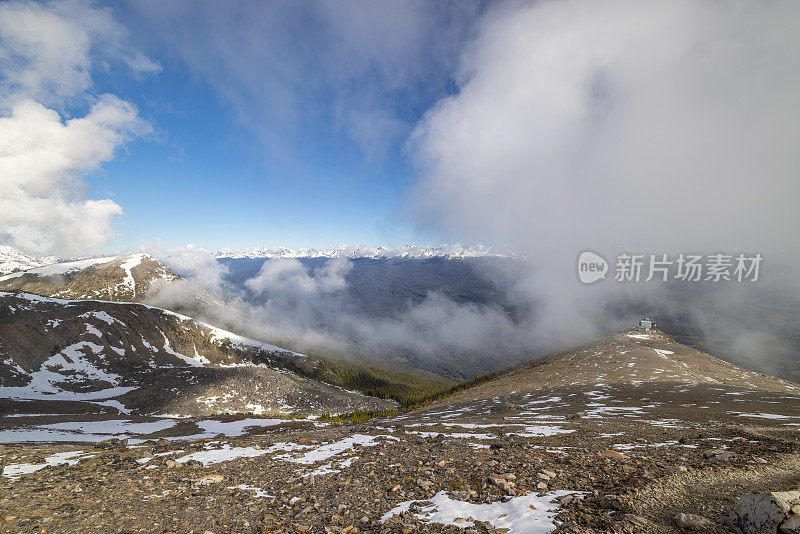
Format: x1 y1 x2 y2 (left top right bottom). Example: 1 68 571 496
666 465 688 475
781 514 800 533
674 513 714 530
721 490 800 534
486 474 515 495
194 474 224 487
703 449 734 463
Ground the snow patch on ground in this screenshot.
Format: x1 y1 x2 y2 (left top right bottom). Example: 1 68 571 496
381 490 581 533
118 254 145 298
159 332 209 367
205 324 297 355
0 417 291 444
195 418 285 437
408 431 495 440
730 411 798 420
177 442 310 465
278 434 399 465
79 311 124 326
174 432 398 470
3 451 90 480
93 399 132 415
84 323 103 338
653 349 674 359
514 425 576 437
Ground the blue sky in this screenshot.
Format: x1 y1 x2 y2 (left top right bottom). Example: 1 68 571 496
92 65 419 251
73 1 484 252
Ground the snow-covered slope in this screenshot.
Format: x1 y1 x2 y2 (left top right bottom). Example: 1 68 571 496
214 244 509 260
0 291 396 417
0 245 57 274
0 255 117 280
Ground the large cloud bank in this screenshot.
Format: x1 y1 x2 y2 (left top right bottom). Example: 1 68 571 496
410 0 800 352
0 0 156 256
413 0 800 258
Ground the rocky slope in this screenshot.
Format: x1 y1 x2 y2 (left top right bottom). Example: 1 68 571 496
0 291 396 419
1 330 799 533
0 250 236 324
0 253 178 302
440 329 800 399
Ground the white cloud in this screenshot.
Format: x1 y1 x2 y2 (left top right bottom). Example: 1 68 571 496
0 96 148 255
126 0 480 163
144 243 229 296
410 0 800 347
246 258 351 297
140 250 528 375
0 0 159 107
0 0 157 256
413 0 800 257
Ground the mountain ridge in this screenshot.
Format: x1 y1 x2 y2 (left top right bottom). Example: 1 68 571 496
0 290 396 418
0 253 179 302
0 244 519 274
433 329 799 408
212 244 516 260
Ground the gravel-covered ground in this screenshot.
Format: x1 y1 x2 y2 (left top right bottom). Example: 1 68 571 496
2 331 799 533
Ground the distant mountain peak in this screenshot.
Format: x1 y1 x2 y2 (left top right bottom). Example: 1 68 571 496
213 244 510 260
0 245 58 275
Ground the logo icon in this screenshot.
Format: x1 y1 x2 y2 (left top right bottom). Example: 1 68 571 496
578 250 608 284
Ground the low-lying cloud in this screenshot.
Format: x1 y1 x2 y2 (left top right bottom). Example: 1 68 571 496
246 258 351 298
144 246 541 377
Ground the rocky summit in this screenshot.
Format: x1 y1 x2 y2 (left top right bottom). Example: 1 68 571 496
2 329 800 533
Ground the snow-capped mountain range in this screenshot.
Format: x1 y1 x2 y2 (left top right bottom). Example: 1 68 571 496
0 244 517 284
213 244 509 260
